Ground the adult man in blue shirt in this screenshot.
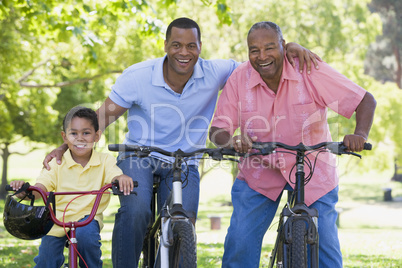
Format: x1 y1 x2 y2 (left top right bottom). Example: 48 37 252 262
43 17 319 267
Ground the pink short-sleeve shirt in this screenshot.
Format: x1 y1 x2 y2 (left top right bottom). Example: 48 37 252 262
211 57 366 205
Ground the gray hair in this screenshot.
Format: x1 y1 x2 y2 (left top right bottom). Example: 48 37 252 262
248 21 284 42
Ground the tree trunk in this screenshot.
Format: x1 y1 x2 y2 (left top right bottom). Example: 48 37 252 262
393 43 401 89
0 143 10 200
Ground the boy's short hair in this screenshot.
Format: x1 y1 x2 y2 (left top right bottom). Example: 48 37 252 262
62 106 99 132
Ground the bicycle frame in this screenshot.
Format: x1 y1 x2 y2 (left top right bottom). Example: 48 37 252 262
146 157 196 268
249 141 372 268
110 145 198 268
271 150 319 268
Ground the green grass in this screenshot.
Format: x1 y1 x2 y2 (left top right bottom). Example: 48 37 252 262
195 171 402 268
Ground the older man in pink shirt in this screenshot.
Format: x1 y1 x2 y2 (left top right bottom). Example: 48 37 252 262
209 21 376 268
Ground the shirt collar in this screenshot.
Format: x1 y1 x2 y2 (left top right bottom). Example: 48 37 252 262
248 56 299 89
152 55 205 88
64 149 101 169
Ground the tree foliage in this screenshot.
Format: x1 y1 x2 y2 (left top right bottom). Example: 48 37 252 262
0 0 401 198
0 0 234 198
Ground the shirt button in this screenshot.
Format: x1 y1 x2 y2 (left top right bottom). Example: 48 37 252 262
283 170 286 173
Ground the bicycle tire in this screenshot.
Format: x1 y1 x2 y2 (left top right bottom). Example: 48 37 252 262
290 219 307 268
169 221 197 268
140 233 160 268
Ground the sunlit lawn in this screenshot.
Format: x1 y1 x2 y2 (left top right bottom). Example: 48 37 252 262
1 152 402 267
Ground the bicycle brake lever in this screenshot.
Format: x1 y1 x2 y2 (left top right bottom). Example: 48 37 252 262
345 151 362 159
327 143 362 158
136 151 150 157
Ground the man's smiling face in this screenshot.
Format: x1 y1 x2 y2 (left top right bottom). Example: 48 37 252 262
248 28 285 87
164 27 202 77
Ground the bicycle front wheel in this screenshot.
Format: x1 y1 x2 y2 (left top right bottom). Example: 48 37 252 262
290 219 307 268
169 220 197 268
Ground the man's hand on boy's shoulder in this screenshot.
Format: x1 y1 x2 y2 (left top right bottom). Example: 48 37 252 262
43 144 68 170
114 174 134 196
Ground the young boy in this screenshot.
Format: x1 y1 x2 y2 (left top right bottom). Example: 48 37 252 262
10 106 134 268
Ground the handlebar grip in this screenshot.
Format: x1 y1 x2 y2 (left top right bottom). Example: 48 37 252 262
5 182 31 194
108 144 144 154
112 180 139 195
108 144 122 152
5 185 13 191
364 143 372 150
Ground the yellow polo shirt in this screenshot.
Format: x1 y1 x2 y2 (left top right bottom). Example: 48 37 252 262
36 149 122 237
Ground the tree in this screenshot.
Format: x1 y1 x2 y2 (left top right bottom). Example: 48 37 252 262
366 0 402 89
0 0 165 199
1 0 400 198
0 0 233 199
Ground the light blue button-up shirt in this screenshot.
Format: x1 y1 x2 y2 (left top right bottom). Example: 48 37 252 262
109 55 239 163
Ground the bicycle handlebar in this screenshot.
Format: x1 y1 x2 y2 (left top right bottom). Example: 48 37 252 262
5 181 138 229
108 144 244 161
251 141 372 158
109 141 372 161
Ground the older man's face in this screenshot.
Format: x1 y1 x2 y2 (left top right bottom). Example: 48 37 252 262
248 28 285 87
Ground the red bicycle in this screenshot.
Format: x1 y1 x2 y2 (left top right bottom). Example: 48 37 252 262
4 181 137 268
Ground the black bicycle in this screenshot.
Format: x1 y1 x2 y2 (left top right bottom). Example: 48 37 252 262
108 144 242 268
245 141 372 268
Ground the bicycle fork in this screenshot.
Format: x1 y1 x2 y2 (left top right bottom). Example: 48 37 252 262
158 156 196 268
271 151 320 268
281 206 319 268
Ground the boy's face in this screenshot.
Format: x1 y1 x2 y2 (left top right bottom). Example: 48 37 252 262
61 117 100 162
